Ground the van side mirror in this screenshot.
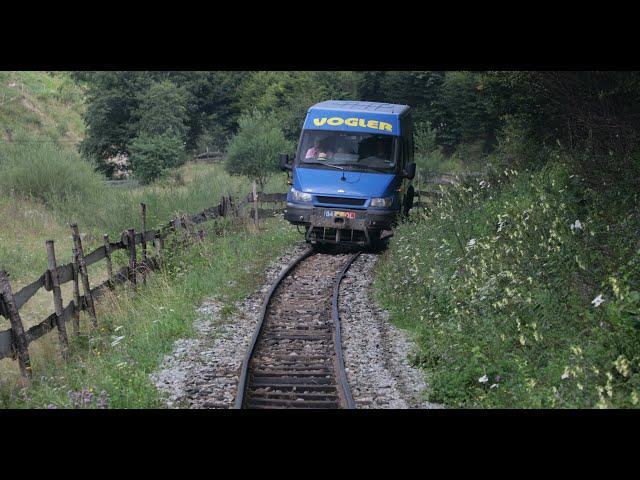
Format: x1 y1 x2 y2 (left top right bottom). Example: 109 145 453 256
279 153 292 171
404 162 416 180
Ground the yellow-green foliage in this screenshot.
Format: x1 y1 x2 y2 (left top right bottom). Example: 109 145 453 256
376 161 640 408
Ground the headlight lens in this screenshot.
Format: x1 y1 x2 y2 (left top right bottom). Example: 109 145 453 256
291 187 312 202
370 196 393 208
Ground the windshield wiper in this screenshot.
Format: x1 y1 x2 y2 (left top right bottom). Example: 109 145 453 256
347 164 392 173
302 160 345 171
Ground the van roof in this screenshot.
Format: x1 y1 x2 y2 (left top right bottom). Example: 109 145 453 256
309 100 410 117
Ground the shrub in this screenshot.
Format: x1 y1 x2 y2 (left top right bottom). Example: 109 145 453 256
129 132 186 185
225 110 292 189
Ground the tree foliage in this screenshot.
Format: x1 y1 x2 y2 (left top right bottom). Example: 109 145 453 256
225 110 292 188
76 70 640 182
77 71 247 178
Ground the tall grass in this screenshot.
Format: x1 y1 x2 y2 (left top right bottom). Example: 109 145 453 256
0 140 104 204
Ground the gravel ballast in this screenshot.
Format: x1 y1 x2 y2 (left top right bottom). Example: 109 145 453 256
340 253 441 409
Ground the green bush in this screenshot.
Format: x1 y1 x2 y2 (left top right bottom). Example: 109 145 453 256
375 158 640 408
225 110 292 188
129 132 186 185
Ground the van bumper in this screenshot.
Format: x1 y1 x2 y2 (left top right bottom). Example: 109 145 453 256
284 203 397 244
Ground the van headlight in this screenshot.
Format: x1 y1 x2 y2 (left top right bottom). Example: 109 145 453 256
370 196 393 208
291 188 312 202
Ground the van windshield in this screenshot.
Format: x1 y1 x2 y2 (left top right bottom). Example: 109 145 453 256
298 130 397 173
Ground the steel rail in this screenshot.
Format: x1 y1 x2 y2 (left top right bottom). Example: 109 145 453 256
331 252 360 409
234 247 360 409
234 247 314 409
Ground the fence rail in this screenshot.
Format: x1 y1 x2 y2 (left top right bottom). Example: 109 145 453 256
0 182 286 378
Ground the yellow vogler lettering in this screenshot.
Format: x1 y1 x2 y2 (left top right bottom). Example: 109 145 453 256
312 117 394 132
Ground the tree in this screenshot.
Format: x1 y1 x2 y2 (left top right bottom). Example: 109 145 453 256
76 72 248 177
77 71 154 176
128 80 189 184
129 132 186 184
237 72 359 142
224 110 292 189
134 80 190 138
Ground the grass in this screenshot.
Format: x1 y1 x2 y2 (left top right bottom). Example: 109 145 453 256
0 71 85 147
0 216 300 408
375 158 640 408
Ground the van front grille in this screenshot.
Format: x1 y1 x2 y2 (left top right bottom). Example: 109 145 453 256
315 196 366 206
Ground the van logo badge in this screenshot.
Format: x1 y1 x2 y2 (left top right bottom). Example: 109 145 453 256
312 116 393 132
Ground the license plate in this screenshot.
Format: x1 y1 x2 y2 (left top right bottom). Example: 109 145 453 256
324 210 356 220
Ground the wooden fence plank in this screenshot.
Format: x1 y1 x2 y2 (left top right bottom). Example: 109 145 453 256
0 270 31 378
140 203 147 285
57 263 75 285
257 192 287 203
71 224 97 328
104 234 113 283
25 301 76 344
0 328 14 360
46 240 69 360
13 274 45 310
127 228 137 289
84 246 107 267
70 248 81 336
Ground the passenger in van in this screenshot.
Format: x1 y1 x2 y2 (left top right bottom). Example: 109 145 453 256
305 138 322 159
306 138 334 160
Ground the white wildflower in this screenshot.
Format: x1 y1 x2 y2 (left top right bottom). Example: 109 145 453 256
591 294 604 308
467 239 476 248
570 220 582 232
478 374 489 384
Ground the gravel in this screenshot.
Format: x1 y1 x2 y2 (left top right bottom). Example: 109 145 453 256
340 253 442 409
149 243 309 408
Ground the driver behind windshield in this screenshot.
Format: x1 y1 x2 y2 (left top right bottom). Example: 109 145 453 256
306 137 333 160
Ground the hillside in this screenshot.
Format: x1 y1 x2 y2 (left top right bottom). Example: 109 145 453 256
0 71 85 148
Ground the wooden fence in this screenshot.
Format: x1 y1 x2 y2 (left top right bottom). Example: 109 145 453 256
0 173 471 378
0 183 286 379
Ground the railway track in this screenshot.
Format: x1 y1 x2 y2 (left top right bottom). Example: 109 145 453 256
235 247 360 409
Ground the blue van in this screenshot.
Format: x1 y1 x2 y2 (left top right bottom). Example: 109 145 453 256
280 100 416 246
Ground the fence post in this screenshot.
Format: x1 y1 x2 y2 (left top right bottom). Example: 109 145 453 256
157 233 165 254
140 203 147 284
0 271 31 379
71 247 81 336
103 234 113 284
252 180 259 225
127 228 137 290
45 240 70 360
70 223 97 328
